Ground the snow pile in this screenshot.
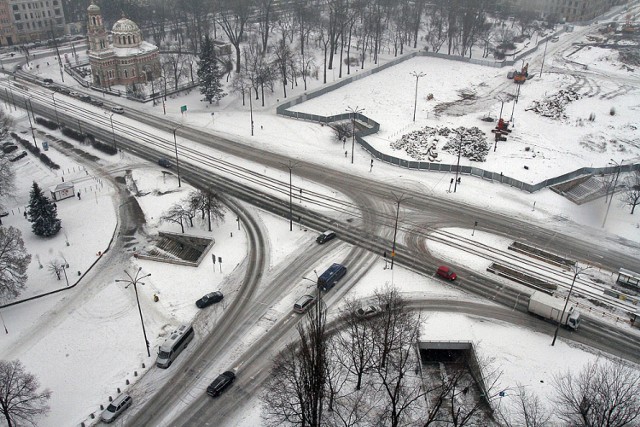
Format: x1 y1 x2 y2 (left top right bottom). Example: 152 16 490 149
390 126 489 162
526 89 582 120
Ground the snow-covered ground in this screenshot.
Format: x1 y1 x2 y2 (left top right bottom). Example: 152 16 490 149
1 16 639 426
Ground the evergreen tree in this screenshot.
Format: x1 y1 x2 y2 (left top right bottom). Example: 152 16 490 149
197 35 226 104
27 182 61 237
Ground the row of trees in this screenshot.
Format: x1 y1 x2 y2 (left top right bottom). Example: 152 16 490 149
160 189 226 233
262 287 640 427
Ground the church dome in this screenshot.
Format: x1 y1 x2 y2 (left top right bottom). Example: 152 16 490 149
112 18 140 34
111 16 143 48
87 1 100 12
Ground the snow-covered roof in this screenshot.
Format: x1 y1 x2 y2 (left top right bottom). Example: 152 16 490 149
112 18 140 35
112 42 158 57
50 182 75 192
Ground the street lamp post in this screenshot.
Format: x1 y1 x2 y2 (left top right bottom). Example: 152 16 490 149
552 265 589 346
51 93 60 127
452 130 463 193
602 159 624 228
540 39 549 78
410 71 426 122
24 100 38 148
172 126 183 187
346 106 365 165
497 95 505 120
282 160 299 231
248 86 254 136
108 112 117 150
510 84 521 122
116 267 152 357
390 192 410 270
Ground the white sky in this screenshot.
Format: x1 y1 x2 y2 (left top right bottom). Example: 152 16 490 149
1 16 639 427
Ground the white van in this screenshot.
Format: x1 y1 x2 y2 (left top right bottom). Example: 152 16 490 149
111 105 125 114
156 324 194 368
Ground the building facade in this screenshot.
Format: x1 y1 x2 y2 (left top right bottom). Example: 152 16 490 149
510 0 624 22
87 1 160 88
5 0 65 44
0 1 17 46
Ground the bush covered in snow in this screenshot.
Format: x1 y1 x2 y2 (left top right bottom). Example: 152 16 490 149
390 126 489 162
526 89 581 120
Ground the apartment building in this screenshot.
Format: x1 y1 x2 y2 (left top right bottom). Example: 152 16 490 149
5 0 65 45
510 0 625 22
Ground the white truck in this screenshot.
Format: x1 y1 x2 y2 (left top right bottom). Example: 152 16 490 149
528 291 581 330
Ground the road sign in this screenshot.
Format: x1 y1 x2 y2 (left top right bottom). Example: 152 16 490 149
180 105 187 113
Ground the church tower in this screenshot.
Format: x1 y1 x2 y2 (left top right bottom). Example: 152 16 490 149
87 1 108 52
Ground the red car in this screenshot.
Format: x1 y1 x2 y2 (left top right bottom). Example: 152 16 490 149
436 266 457 281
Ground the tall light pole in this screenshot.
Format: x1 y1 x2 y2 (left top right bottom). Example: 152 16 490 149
172 125 183 187
24 100 38 148
282 160 300 231
496 95 505 120
602 159 624 228
452 129 464 193
346 106 365 165
390 192 411 270
552 265 589 346
248 86 254 136
107 112 117 150
510 84 521 122
410 71 426 122
116 267 152 357
51 93 60 127
540 39 549 78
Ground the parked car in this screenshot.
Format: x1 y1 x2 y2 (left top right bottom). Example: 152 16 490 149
355 305 380 319
196 291 224 308
111 105 125 114
100 393 132 423
316 230 336 244
293 294 316 313
90 98 104 107
2 144 18 154
58 87 71 95
69 91 80 97
551 36 560 42
79 95 91 102
158 158 172 168
207 371 236 397
436 265 457 281
43 78 54 84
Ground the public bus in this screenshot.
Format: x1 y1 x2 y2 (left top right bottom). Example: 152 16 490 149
616 268 640 290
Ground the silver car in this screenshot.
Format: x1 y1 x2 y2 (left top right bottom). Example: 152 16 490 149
100 393 132 423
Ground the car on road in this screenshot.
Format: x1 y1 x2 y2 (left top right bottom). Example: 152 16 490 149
69 91 80 97
79 95 91 102
316 230 336 244
551 36 559 42
90 98 104 107
207 371 235 397
436 265 457 281
355 305 380 319
100 393 132 423
158 158 172 168
111 105 125 114
293 294 316 313
196 291 224 308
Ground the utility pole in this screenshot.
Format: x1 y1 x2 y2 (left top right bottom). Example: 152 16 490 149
540 39 549 78
173 125 184 187
390 192 411 270
282 160 300 231
24 100 38 148
452 130 463 193
410 71 426 122
602 159 624 228
346 106 365 165
552 264 589 346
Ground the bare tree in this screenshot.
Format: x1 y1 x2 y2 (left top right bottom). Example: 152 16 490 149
0 156 15 214
621 173 640 214
553 359 640 427
47 259 63 281
263 298 329 426
217 0 252 72
160 204 190 233
495 383 551 427
0 226 31 302
0 360 51 427
370 287 425 427
187 190 225 231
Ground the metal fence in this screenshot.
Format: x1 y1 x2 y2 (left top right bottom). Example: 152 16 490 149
276 44 639 193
